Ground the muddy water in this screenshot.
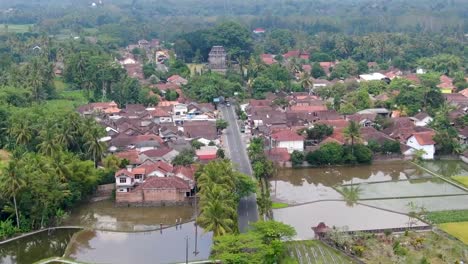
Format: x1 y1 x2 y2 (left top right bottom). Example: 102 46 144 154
63 200 195 231
422 160 468 177
274 201 428 240
65 221 212 264
270 161 431 204
0 229 78 264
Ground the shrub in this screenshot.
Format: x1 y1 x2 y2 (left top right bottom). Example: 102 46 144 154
352 144 372 164
290 151 304 167
352 245 365 257
392 241 408 256
0 220 19 240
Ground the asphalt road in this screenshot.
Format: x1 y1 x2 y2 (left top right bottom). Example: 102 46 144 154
220 105 259 232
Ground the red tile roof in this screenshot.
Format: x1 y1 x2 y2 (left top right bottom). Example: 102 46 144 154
140 148 173 158
265 148 290 162
261 54 277 65
173 165 196 180
290 105 328 112
135 177 190 190
115 150 140 164
412 132 435 145
115 169 135 178
460 88 468 98
271 130 304 141
137 161 173 174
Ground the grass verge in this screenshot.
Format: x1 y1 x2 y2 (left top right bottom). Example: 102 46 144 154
272 202 289 209
426 210 468 224
452 176 468 188
283 240 356 263
439 222 468 245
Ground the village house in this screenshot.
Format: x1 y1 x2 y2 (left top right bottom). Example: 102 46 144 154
438 75 455 94
319 62 336 76
115 159 195 205
139 147 179 163
167 74 188 86
270 130 304 153
196 146 218 161
410 112 433 127
406 131 436 160
116 176 191 205
253 28 266 34
282 50 309 60
359 72 389 82
346 113 377 127
77 101 121 116
261 54 277 65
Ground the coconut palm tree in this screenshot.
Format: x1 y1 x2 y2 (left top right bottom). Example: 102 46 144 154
197 198 236 236
84 127 106 168
341 185 361 206
8 120 32 146
344 120 362 154
37 128 62 156
1 161 25 228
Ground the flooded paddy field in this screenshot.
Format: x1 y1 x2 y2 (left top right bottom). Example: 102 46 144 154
271 160 468 239
62 199 195 231
65 221 212 264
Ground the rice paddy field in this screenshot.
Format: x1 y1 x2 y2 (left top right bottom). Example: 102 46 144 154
0 24 33 34
283 240 356 264
439 222 468 245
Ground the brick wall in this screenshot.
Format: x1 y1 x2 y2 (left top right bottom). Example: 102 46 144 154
143 189 187 202
116 191 143 203
116 188 188 204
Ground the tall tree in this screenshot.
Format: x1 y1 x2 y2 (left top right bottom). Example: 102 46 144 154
344 121 361 154
1 161 25 228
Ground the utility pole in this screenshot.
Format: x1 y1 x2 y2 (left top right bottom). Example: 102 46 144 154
193 185 199 255
185 236 189 264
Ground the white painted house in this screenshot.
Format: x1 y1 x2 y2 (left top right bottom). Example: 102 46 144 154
270 130 304 153
115 167 144 192
410 112 433 127
406 132 436 160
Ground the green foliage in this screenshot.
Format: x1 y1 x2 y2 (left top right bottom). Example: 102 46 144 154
211 221 295 264
172 148 195 166
0 220 19 240
426 210 468 224
264 29 295 54
381 140 402 154
417 54 462 75
393 241 408 256
191 140 205 150
311 62 326 78
290 150 304 167
164 89 179 101
184 72 241 102
305 124 333 141
340 185 362 206
216 119 229 131
306 142 344 165
197 160 255 235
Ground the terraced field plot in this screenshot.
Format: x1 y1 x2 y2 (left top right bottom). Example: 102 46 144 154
285 240 355 264
339 178 467 200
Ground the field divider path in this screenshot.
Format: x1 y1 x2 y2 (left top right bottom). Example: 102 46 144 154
410 162 468 192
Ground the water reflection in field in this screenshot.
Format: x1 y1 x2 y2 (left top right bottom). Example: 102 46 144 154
63 200 195 231
65 221 212 264
270 161 431 204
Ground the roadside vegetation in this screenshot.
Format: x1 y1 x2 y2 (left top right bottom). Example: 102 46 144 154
195 159 256 236
325 229 468 263
426 210 468 224
211 220 296 264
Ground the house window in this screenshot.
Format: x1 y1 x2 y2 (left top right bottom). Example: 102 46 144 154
119 178 127 183
119 189 125 192
135 175 142 180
